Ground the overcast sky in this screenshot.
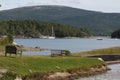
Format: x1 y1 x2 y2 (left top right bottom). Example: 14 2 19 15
0 0 120 13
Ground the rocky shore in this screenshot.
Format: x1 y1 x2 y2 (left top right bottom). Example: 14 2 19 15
1 59 120 80
48 66 107 80
22 61 120 80
45 61 120 80
1 61 118 80
25 65 108 80
17 45 47 52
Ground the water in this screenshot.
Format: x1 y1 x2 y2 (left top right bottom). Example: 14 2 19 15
76 64 120 80
14 37 120 55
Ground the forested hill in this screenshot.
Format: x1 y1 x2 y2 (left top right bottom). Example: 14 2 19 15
0 20 91 38
0 5 120 35
111 29 120 39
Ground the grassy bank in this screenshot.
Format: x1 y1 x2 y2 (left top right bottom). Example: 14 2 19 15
73 47 120 57
0 55 105 76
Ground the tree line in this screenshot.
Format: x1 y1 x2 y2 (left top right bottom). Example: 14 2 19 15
0 20 91 38
111 29 120 39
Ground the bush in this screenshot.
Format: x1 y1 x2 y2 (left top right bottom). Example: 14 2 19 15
0 35 13 46
23 72 47 80
62 50 71 56
7 35 13 44
0 71 17 80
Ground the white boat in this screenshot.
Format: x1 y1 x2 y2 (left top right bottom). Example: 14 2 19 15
48 36 55 39
97 38 103 40
48 26 55 39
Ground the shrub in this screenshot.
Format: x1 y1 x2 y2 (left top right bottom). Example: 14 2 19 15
0 71 17 80
7 34 13 44
23 72 47 80
62 50 71 56
0 35 13 46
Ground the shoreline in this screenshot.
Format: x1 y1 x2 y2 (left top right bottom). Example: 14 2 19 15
29 61 120 80
1 61 119 80
106 60 120 65
19 45 47 52
48 66 108 80
25 60 120 80
0 56 108 80
25 65 108 80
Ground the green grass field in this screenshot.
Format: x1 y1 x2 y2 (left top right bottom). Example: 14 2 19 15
0 55 105 76
0 46 119 76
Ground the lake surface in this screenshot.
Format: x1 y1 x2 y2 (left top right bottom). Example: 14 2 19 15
76 64 120 80
14 37 120 55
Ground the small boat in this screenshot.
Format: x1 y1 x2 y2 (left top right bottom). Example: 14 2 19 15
48 36 55 39
97 38 103 40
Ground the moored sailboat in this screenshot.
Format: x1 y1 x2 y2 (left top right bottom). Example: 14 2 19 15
48 26 55 39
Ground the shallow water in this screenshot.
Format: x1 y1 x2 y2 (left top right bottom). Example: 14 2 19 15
76 64 120 80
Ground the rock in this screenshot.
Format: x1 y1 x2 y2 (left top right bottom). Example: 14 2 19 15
14 76 22 80
0 69 7 78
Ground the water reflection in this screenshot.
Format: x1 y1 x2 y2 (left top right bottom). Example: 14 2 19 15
77 64 120 80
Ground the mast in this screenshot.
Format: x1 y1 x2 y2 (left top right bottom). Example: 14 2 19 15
48 26 55 39
52 26 55 37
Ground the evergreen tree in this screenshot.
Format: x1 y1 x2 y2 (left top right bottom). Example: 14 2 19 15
111 29 120 38
0 20 91 38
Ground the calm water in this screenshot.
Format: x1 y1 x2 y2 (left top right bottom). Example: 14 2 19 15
14 37 120 55
77 64 120 80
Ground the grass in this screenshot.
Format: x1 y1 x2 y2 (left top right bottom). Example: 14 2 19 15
73 46 120 57
0 46 119 77
0 55 105 76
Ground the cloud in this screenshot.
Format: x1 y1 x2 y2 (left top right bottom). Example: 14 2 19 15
79 0 120 12
25 0 81 7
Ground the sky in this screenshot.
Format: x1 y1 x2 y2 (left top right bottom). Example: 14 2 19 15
0 0 120 13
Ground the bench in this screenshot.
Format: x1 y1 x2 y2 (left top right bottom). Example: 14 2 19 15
5 45 22 57
51 49 66 57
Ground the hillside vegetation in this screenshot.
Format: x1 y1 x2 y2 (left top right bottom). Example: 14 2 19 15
111 29 120 38
0 20 91 38
0 5 120 35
